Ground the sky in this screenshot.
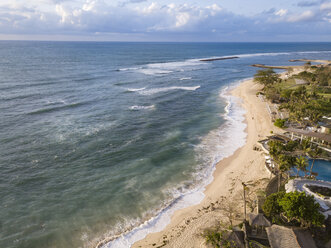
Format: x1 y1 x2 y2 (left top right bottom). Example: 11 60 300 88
0 0 330 41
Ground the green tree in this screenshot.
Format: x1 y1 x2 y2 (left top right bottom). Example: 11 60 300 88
301 139 311 156
278 155 295 173
254 69 280 87
284 140 299 152
275 154 294 191
295 156 308 177
203 229 238 248
274 118 286 128
268 140 284 157
308 147 323 177
279 192 324 228
262 192 285 221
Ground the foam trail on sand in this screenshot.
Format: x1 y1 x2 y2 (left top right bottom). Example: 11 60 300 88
99 82 248 248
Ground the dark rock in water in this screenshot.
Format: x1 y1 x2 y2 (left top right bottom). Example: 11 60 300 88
200 56 239 62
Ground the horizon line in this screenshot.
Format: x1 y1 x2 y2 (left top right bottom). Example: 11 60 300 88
1 40 331 43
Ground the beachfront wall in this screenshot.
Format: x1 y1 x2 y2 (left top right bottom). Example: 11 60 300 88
285 128 331 151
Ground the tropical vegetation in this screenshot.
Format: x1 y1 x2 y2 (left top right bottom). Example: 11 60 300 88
263 191 324 228
254 66 331 127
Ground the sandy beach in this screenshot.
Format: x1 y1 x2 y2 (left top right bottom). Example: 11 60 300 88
133 78 283 248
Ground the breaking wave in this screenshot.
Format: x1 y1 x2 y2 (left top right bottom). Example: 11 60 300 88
98 83 248 248
136 86 200 96
129 105 155 111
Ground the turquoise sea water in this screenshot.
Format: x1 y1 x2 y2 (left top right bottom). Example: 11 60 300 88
1 42 331 248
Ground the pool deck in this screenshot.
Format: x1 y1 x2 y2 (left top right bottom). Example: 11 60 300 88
286 178 331 216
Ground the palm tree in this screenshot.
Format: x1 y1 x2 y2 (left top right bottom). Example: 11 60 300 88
309 147 323 177
276 154 294 191
301 139 311 155
295 156 308 177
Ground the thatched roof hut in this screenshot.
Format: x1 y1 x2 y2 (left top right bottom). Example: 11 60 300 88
266 225 317 248
227 231 245 248
248 213 271 227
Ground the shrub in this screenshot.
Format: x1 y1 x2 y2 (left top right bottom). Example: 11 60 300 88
254 69 280 87
284 140 299 152
279 192 324 228
203 229 238 248
262 192 285 219
274 119 286 128
263 191 325 228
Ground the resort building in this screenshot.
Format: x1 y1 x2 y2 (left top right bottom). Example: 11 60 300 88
285 127 331 151
248 213 271 237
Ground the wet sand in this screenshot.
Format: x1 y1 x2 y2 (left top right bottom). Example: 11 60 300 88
133 78 283 248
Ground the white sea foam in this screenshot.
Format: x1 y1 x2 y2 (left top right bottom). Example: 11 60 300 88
147 60 204 69
179 77 192 80
192 86 247 185
126 87 146 92
100 187 205 248
99 83 248 248
53 120 117 143
137 86 200 96
45 99 66 105
118 50 331 77
129 105 155 110
137 69 173 75
118 67 140 71
236 52 292 58
119 59 205 76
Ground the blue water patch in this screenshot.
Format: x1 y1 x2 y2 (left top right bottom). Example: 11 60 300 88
292 159 331 181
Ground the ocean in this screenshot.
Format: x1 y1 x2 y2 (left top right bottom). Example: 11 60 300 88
1 42 331 248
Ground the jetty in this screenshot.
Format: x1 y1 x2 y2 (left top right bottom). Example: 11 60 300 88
200 56 239 62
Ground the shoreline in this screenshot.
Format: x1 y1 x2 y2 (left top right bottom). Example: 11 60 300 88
131 78 282 247
98 83 248 248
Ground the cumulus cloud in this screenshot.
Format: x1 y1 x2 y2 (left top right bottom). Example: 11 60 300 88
0 0 330 41
275 9 288 16
287 10 315 22
321 2 331 10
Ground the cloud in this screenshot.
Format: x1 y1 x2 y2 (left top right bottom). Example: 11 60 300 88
128 0 147 3
0 0 330 41
262 8 276 14
321 2 331 10
320 1 331 23
275 9 288 16
297 0 321 7
287 10 315 22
